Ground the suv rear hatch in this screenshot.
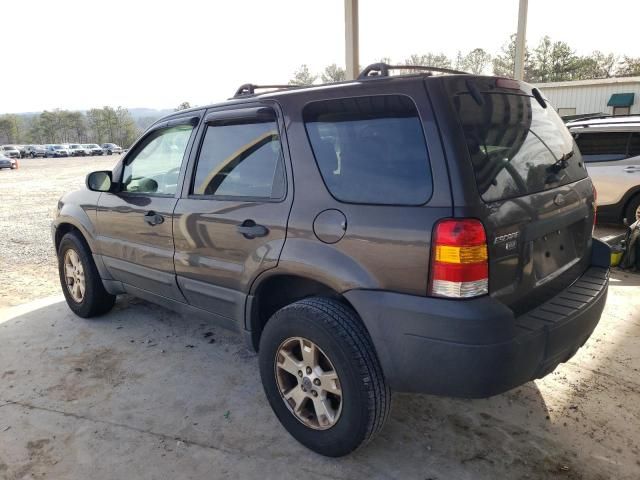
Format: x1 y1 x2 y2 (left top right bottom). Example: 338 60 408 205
434 76 595 313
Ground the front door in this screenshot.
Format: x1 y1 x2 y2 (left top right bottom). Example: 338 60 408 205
96 116 200 300
172 105 291 323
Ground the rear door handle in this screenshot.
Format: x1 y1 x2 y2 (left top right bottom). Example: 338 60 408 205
624 166 640 172
236 219 269 239
143 211 164 226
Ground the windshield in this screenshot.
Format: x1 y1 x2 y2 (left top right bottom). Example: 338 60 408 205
53 145 64 149
447 81 588 202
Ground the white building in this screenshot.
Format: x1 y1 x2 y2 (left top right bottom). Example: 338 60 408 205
535 76 640 118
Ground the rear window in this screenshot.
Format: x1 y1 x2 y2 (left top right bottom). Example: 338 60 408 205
303 95 432 205
451 87 588 202
573 131 630 162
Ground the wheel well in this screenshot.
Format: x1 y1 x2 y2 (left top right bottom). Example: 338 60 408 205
622 188 640 221
249 275 351 351
54 223 87 252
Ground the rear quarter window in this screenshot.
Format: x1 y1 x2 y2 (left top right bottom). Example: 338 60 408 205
303 95 432 205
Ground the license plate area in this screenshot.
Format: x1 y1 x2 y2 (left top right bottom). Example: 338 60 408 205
533 227 580 283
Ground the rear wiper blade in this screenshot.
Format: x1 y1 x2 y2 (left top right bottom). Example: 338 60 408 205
547 150 574 173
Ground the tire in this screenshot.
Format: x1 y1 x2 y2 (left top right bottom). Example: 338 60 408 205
624 194 640 224
57 231 115 318
30 152 35 158
259 297 390 457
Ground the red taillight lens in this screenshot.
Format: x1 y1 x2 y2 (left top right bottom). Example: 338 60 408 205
428 219 489 298
592 184 597 229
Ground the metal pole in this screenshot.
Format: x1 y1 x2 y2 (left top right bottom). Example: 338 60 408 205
345 0 359 80
514 0 528 80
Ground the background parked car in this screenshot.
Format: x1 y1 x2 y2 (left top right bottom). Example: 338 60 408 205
83 144 104 156
45 145 71 157
24 145 47 157
68 144 86 156
568 115 640 223
16 145 27 157
101 143 123 155
1 145 22 158
0 152 17 169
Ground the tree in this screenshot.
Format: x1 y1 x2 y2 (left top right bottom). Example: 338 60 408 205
404 53 451 73
289 64 317 85
618 56 640 77
0 115 22 144
460 48 492 74
492 34 533 80
321 64 346 83
175 102 191 111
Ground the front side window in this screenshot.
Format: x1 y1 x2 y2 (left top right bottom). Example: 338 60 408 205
192 116 285 199
574 131 630 162
121 125 194 195
303 95 432 205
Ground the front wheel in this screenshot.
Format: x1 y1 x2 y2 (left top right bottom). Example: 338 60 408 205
58 232 116 317
259 297 390 457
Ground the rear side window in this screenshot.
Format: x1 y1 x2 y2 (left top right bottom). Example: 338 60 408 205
629 133 640 157
192 116 286 199
450 87 588 202
303 95 432 205
574 131 630 162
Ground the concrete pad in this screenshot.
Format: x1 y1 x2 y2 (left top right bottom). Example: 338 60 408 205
1 274 639 479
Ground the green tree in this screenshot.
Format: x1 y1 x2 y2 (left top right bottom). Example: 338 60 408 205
321 64 346 83
175 102 191 111
404 53 451 73
492 34 533 80
289 64 317 85
460 48 492 74
0 115 22 144
618 56 640 77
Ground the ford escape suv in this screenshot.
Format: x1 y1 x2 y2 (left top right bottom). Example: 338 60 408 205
53 63 610 457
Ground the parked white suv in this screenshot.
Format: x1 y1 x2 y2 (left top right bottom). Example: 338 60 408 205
568 115 640 224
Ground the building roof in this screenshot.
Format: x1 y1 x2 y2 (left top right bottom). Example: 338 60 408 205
534 76 640 89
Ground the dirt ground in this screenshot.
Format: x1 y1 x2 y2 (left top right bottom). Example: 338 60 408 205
0 159 639 479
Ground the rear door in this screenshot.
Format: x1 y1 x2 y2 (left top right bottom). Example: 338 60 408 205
434 77 595 313
572 129 640 207
96 115 200 300
172 104 291 325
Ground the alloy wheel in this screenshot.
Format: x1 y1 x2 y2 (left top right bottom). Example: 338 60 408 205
63 249 85 303
274 336 343 430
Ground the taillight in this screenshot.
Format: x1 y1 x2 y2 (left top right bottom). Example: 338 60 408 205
592 184 597 230
428 219 489 298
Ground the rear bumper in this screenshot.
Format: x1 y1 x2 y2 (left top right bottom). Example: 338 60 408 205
345 239 610 398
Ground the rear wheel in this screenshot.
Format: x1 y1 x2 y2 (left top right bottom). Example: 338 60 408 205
624 194 640 224
259 297 390 457
57 232 115 317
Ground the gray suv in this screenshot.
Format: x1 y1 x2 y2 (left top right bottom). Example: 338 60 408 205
52 64 610 457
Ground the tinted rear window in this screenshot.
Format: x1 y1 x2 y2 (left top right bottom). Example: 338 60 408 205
573 131 631 162
451 88 588 202
303 95 432 205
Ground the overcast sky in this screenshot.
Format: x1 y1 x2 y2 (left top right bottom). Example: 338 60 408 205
3 0 639 113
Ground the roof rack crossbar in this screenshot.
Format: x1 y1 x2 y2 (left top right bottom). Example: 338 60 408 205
233 83 299 98
358 62 469 80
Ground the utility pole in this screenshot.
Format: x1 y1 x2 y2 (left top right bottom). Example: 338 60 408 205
345 0 359 80
514 0 528 80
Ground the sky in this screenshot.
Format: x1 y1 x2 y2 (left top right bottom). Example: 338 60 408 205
2 0 639 113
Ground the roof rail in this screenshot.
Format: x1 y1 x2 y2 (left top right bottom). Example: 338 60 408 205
358 62 469 80
567 113 640 125
232 83 300 98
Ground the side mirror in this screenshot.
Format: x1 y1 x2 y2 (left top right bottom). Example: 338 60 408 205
86 170 112 192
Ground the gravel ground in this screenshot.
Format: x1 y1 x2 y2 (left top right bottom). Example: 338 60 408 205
0 158 639 479
0 156 117 308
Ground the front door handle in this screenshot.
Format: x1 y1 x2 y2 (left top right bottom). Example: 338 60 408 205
624 166 640 173
144 211 164 226
236 219 269 239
